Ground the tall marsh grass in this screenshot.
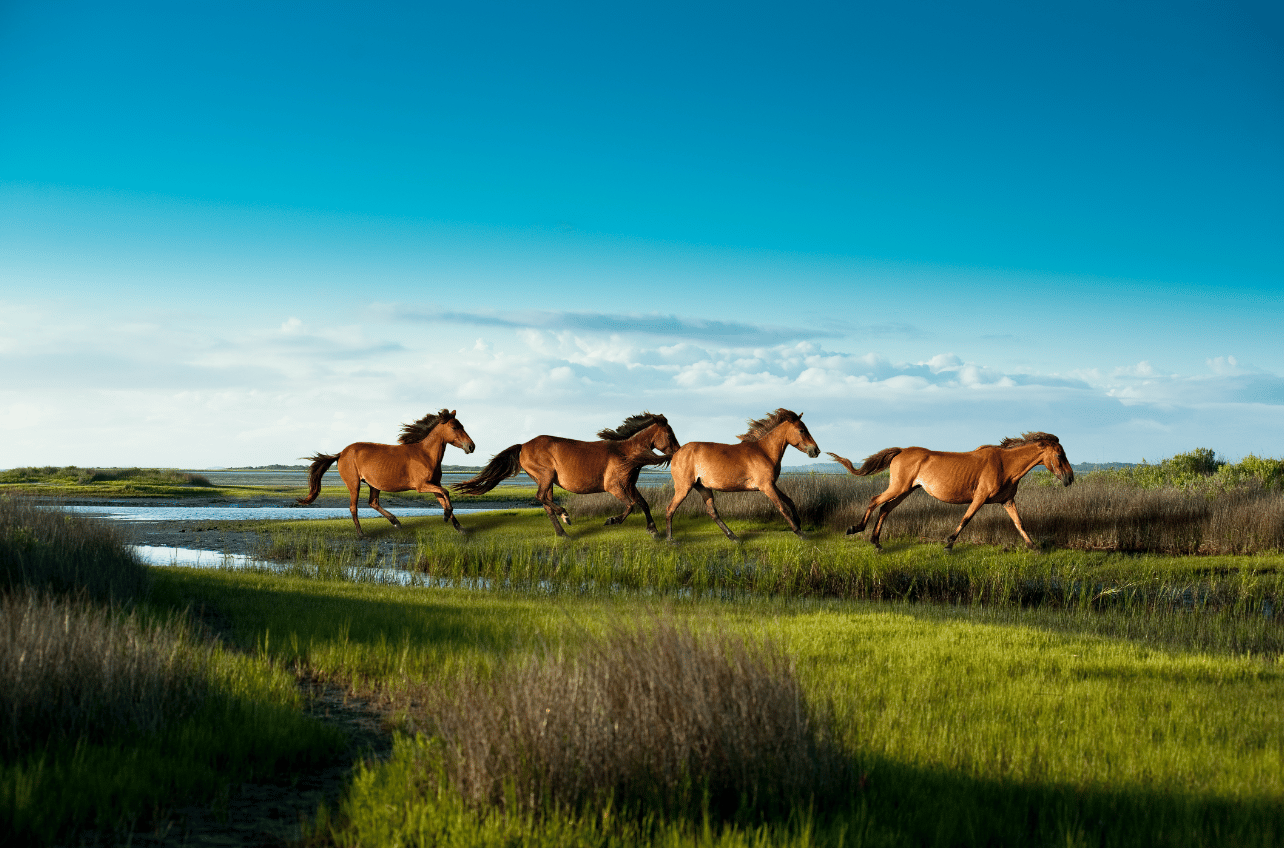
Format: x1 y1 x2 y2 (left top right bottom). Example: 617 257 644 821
0 591 214 756
0 494 150 601
0 466 213 487
570 466 1284 554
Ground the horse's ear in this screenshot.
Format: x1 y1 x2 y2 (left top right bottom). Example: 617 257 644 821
451 409 457 418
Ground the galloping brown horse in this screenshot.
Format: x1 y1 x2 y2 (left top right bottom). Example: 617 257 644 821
665 408 820 542
453 412 680 537
298 409 476 537
828 432 1074 551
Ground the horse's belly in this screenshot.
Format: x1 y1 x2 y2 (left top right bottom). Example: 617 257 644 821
914 477 969 504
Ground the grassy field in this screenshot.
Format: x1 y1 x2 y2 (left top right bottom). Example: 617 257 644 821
3 455 1283 845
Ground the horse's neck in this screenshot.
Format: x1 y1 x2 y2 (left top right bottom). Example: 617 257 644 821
1005 444 1046 477
754 426 791 464
413 431 448 463
623 425 659 457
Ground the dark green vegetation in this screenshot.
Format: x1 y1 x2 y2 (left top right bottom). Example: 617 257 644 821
2 448 1283 845
0 465 226 498
0 495 344 843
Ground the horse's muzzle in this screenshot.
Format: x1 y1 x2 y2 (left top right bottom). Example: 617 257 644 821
807 446 821 459
1060 469 1074 486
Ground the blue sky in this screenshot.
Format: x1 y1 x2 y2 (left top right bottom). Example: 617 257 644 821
2 0 1281 468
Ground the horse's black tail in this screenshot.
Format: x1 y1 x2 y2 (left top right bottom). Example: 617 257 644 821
828 447 901 477
297 452 339 504
453 444 523 496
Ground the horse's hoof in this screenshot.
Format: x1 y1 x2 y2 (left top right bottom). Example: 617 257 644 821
845 526 859 536
603 517 618 526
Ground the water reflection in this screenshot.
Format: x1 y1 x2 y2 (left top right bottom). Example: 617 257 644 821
133 544 491 589
68 505 486 522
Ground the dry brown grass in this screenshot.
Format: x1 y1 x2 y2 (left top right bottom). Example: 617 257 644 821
0 590 215 756
398 617 849 820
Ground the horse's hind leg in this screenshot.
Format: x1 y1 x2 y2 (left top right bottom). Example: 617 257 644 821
367 486 402 528
664 478 694 541
346 479 365 537
868 490 915 550
694 482 738 542
849 485 901 535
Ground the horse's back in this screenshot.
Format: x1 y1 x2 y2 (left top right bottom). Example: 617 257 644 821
671 440 763 491
339 440 437 491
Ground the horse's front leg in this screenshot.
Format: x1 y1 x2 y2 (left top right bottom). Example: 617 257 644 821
760 482 803 537
1002 499 1037 549
416 482 465 533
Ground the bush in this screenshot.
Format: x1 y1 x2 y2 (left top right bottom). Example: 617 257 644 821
406 618 849 821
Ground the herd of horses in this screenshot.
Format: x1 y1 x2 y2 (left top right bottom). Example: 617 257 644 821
298 408 1075 550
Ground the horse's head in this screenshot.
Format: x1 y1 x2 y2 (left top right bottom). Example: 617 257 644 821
442 410 476 455
1037 435 1073 486
649 416 681 457
788 413 821 459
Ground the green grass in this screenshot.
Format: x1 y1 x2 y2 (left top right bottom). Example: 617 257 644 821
145 568 1284 847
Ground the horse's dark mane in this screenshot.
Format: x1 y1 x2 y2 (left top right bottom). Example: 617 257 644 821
999 431 1060 449
597 412 667 441
399 409 454 444
737 408 801 442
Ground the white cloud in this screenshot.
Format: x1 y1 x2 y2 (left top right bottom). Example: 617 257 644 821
2 303 1282 467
